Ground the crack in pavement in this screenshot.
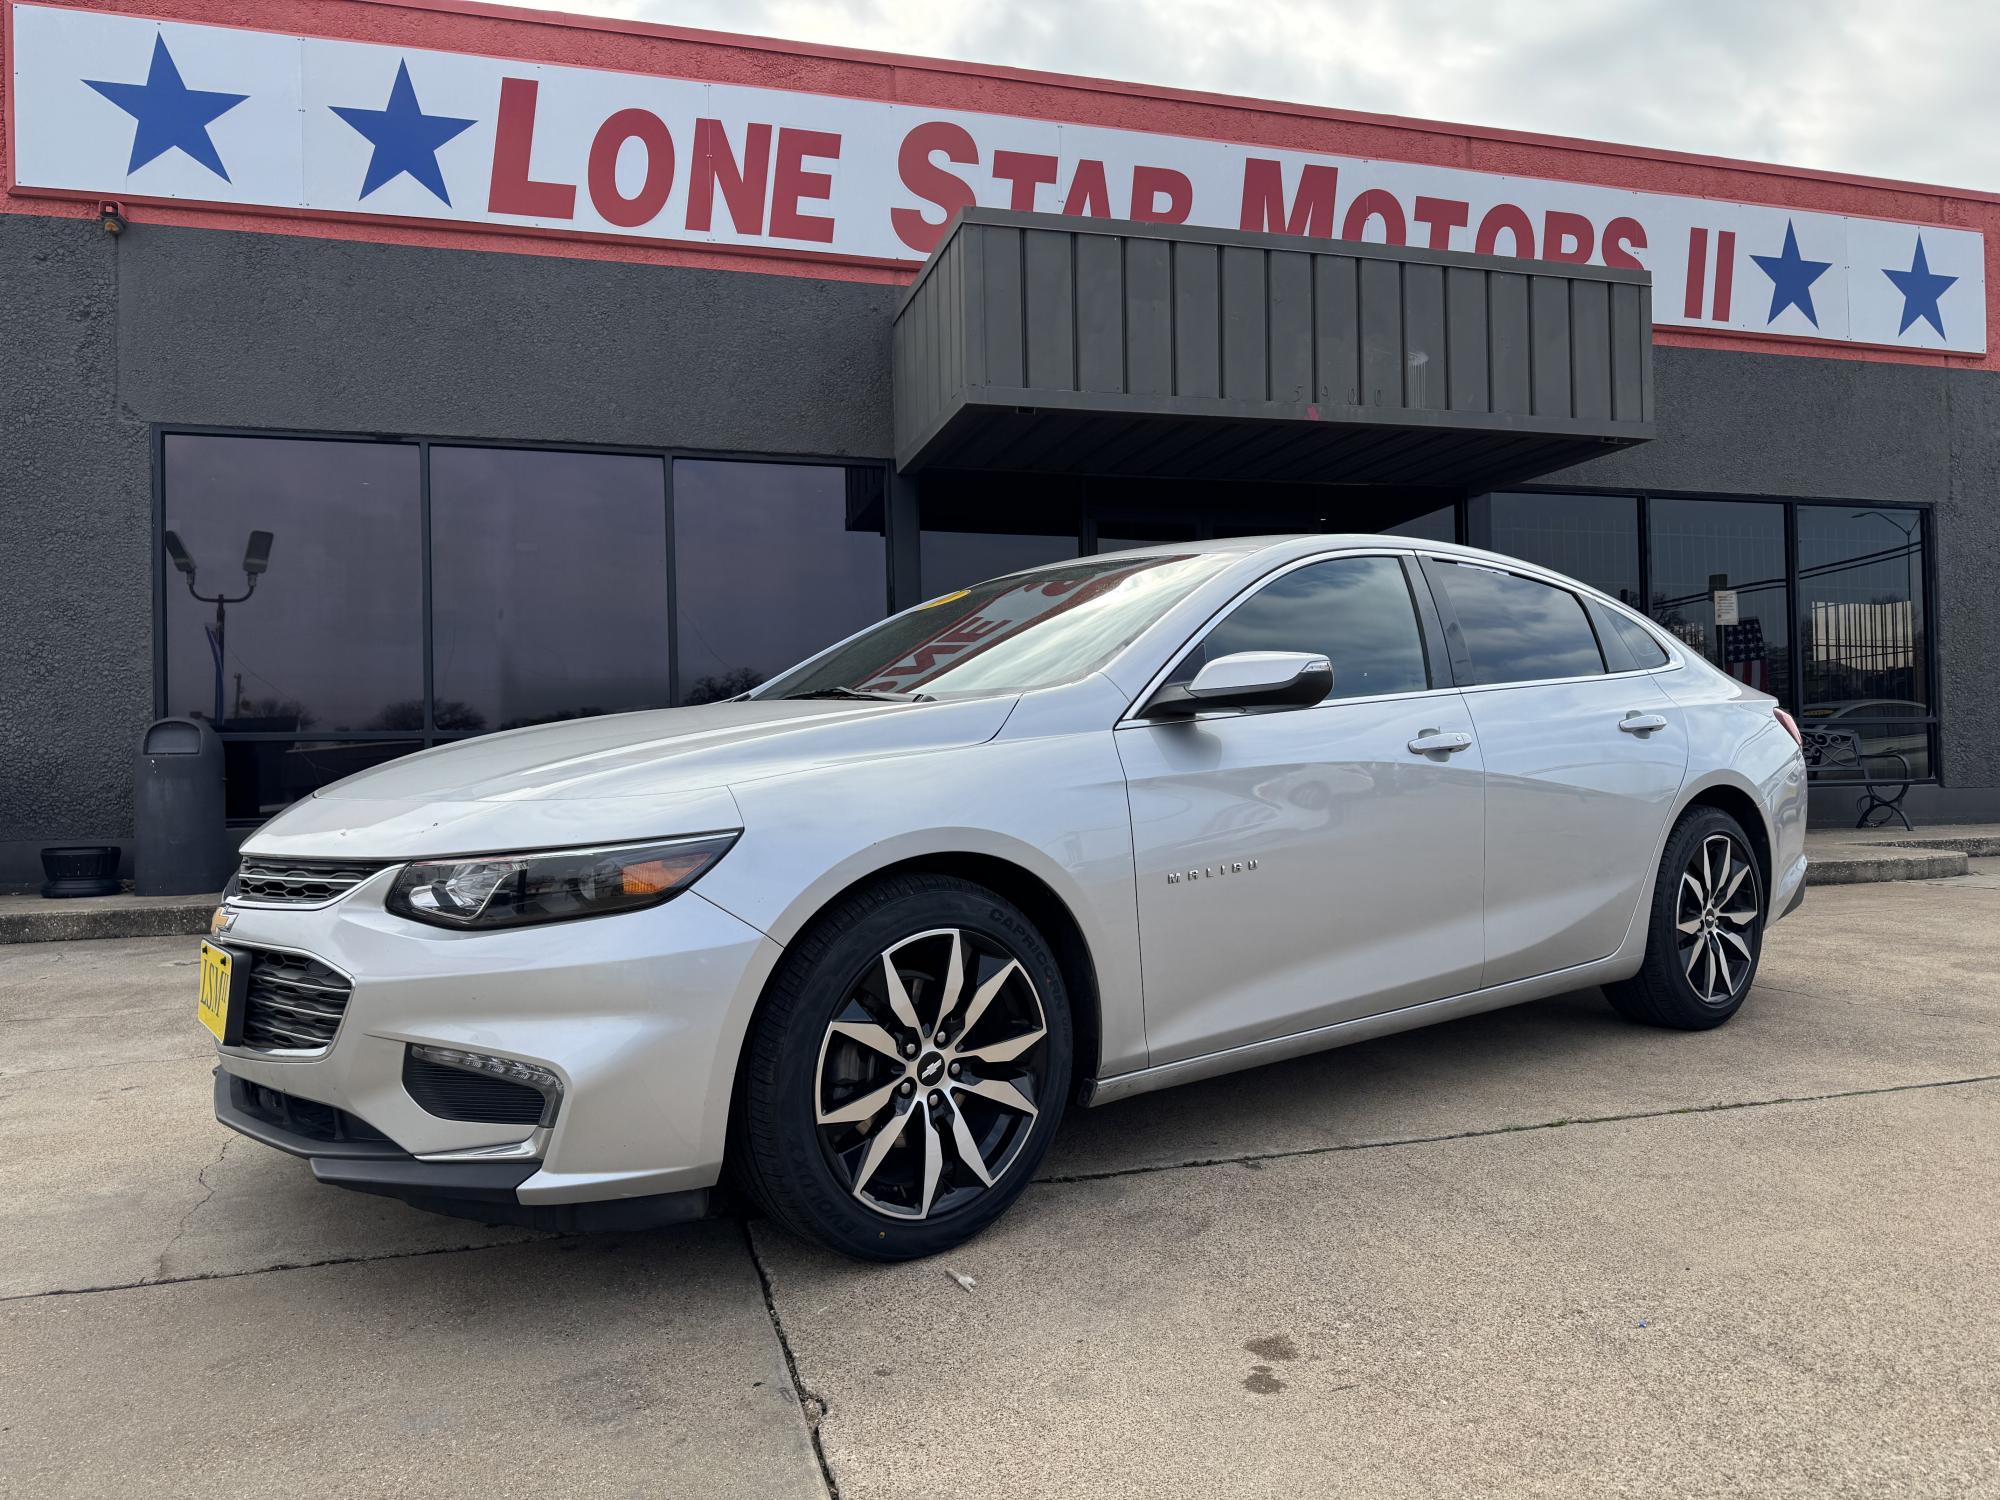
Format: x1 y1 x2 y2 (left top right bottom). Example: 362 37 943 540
1 1234 555 1305
10 1073 1995 1307
147 1135 232 1284
742 1221 843 1500
1035 1072 2000 1186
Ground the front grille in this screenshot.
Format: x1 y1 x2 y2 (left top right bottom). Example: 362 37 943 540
228 1076 390 1145
403 1054 549 1125
240 948 354 1051
236 857 387 907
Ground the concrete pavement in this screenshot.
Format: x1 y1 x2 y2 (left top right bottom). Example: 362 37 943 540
3 862 1995 1497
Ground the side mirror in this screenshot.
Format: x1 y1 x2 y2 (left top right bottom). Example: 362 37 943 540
1144 650 1334 718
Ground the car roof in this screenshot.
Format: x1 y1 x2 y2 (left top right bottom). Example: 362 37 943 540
1078 532 1583 575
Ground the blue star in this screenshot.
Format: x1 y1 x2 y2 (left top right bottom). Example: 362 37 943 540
330 61 475 206
1750 220 1833 327
1882 237 1956 338
85 34 247 182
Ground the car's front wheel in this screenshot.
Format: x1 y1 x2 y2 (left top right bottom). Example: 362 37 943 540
1604 805 1766 1030
734 872 1072 1261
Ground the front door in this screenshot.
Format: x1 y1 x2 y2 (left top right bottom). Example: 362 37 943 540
1420 555 1689 987
1116 552 1487 1066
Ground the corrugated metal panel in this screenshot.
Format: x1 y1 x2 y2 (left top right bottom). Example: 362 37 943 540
895 209 1655 483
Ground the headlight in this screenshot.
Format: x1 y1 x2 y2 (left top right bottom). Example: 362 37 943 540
385 834 739 930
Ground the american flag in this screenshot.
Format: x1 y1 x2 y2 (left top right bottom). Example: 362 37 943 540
1721 620 1768 692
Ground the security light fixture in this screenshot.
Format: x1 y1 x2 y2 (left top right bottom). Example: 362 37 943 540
163 528 278 722
162 530 196 577
243 530 274 576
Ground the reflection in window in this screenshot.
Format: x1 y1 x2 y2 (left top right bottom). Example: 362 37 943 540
163 435 422 733
1605 611 1671 669
1433 562 1604 685
1179 556 1429 700
674 460 888 703
1648 498 1791 707
1473 492 1640 604
1797 506 1927 717
431 448 670 731
759 553 1238 700
220 740 424 822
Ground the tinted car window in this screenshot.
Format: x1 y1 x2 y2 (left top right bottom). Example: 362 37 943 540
1608 611 1670 669
1434 561 1604 685
1180 555 1430 701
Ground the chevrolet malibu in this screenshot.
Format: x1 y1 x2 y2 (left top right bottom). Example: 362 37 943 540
200 535 1807 1260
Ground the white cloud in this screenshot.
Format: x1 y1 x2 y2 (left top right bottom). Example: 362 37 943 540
484 0 1998 190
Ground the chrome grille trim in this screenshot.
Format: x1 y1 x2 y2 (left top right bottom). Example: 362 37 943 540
235 858 389 908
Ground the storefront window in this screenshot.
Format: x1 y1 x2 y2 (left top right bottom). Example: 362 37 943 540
673 459 889 703
162 433 425 738
220 740 427 823
1647 498 1792 707
1796 505 1930 779
431 448 670 731
1472 492 1640 604
919 488 1080 596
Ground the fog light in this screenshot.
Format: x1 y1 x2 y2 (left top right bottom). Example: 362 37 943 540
409 1045 563 1124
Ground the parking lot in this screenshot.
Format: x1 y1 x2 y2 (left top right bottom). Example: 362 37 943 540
4 864 1997 1499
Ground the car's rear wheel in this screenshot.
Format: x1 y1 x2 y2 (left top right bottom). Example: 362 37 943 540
734 872 1071 1261
1604 805 1765 1030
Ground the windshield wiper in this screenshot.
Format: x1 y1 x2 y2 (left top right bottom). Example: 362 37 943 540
785 686 934 703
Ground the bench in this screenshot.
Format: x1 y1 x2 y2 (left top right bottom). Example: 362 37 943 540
1801 727 1914 831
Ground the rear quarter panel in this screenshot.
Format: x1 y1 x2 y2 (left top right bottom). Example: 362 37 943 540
1656 663 1809 919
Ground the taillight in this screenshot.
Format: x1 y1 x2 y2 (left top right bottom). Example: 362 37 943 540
1773 708 1802 747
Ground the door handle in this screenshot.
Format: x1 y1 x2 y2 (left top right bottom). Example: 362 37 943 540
1407 729 1473 756
1619 712 1669 734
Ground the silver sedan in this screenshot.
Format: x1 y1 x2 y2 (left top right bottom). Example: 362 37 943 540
201 536 1807 1259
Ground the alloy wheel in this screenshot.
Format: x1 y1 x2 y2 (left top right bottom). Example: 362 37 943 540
1675 832 1759 1005
812 927 1050 1221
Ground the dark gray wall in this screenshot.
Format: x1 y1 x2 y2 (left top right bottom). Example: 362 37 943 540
1 210 1996 883
0 212 897 885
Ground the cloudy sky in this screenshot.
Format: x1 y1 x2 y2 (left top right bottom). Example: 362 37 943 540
488 0 1997 190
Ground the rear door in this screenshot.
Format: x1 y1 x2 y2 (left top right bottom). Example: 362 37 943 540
1117 552 1486 1065
1421 556 1688 988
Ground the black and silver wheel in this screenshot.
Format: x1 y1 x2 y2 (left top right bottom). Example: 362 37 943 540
1605 805 1765 1030
735 873 1071 1260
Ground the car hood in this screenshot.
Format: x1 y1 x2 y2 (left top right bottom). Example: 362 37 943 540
240 695 1016 861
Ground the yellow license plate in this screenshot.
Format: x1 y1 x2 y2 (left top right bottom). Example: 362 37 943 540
197 942 234 1042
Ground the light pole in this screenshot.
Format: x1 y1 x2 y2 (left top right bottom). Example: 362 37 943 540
162 529 273 724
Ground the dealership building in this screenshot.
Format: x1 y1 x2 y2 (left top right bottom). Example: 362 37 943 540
3 0 1997 886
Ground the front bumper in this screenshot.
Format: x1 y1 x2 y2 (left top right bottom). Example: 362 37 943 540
213 1071 707 1230
209 868 785 1215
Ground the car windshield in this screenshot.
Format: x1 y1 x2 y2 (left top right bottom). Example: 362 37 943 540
755 551 1237 701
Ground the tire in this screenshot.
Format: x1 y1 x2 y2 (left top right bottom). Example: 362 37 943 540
1604 805 1766 1030
734 872 1072 1261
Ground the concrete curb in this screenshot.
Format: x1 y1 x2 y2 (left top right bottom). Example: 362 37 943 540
1803 845 1969 886
0 894 217 945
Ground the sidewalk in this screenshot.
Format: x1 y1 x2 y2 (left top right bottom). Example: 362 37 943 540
1805 822 2000 885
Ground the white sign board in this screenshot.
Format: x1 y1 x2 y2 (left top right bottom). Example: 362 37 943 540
8 3 1986 354
1712 589 1741 626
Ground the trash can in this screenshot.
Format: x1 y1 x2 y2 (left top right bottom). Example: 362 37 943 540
134 718 232 896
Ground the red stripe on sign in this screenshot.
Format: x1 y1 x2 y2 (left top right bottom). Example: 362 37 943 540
1713 230 1736 321
1684 227 1709 319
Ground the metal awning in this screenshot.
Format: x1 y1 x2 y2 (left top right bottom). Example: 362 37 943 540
893 209 1655 488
